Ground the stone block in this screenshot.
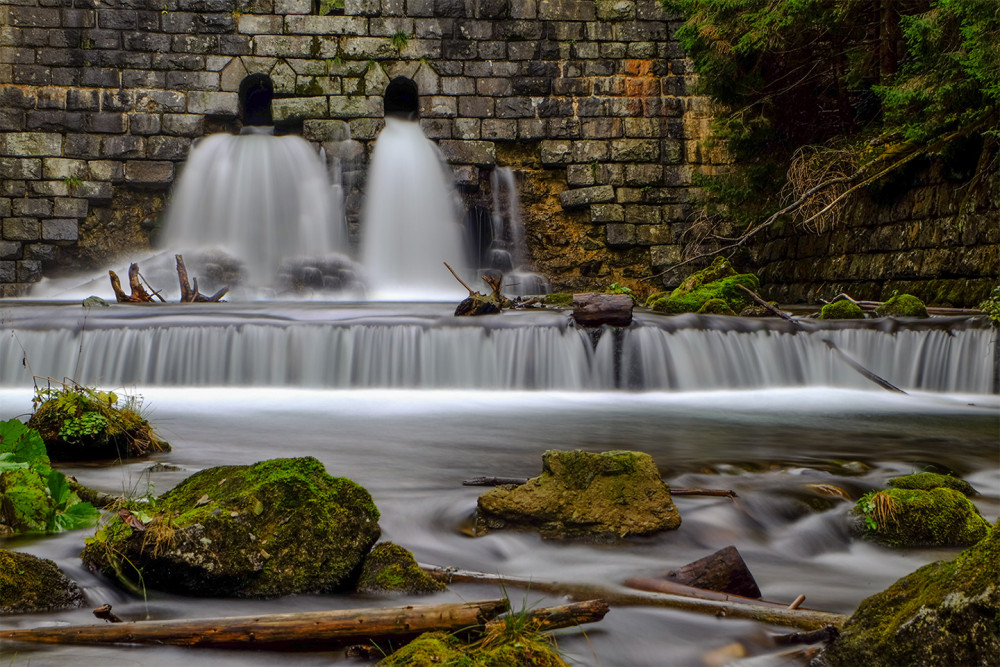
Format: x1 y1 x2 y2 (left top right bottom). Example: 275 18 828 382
165 71 220 91
590 204 624 223
42 158 87 179
273 96 329 121
22 243 55 262
10 7 62 28
135 89 186 113
130 113 161 135
611 139 659 162
17 259 42 283
187 91 239 116
0 260 16 282
86 112 127 133
0 157 41 179
420 118 452 139
29 181 69 198
624 204 661 224
102 135 145 159
347 118 384 140
572 140 609 163
328 95 382 118
344 0 381 16
517 119 546 139
162 114 205 137
438 140 496 166
0 108 24 132
53 198 88 218
13 199 52 218
41 218 78 241
650 244 682 267
420 95 457 118
63 133 100 157
88 160 124 182
147 136 192 160
124 160 174 186
539 139 572 166
303 119 351 142
606 223 635 247
566 164 596 187
441 77 475 96
0 242 18 261
625 163 663 185
458 96 494 118
1 181 26 198
481 119 517 141
635 224 673 245
26 110 85 132
3 218 40 241
0 199 9 218
238 15 283 35
102 89 134 112
453 118 480 139
153 53 207 72
559 185 615 210
538 0 596 20
287 15 369 35
1 132 62 156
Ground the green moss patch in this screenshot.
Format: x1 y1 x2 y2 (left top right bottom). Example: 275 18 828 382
851 487 990 548
819 300 865 320
356 542 445 594
476 450 680 540
543 292 574 307
378 622 569 667
0 549 85 614
876 293 929 318
28 384 169 461
81 457 381 598
824 521 1000 666
888 472 979 497
648 258 760 315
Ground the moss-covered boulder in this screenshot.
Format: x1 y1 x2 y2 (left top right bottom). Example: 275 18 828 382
378 626 568 666
887 472 979 497
823 520 1000 666
648 258 759 315
0 549 86 614
355 542 445 595
876 293 929 318
476 450 681 540
819 300 865 319
697 298 737 316
81 457 381 598
850 487 990 548
28 385 169 460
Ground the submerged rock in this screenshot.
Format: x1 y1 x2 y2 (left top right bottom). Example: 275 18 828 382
876 293 929 318
355 542 445 595
887 471 979 497
647 257 759 315
822 520 999 666
850 487 990 548
475 450 680 540
81 457 381 598
0 549 85 614
819 300 865 319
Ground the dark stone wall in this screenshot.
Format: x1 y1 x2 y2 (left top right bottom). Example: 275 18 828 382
0 0 996 303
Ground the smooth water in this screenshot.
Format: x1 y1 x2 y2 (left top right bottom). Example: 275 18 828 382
487 168 550 296
161 133 348 287
360 118 469 301
0 387 997 667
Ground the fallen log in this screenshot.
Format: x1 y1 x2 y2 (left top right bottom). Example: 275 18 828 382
421 565 848 631
773 624 839 646
670 487 738 499
485 599 610 634
0 599 509 649
661 545 760 598
623 578 790 608
572 292 633 327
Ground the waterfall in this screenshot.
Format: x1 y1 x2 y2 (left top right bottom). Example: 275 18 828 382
486 168 550 296
1 305 993 393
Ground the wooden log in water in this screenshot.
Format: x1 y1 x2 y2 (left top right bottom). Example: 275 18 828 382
572 293 634 327
0 599 509 649
484 599 610 633
661 545 761 598
421 565 848 631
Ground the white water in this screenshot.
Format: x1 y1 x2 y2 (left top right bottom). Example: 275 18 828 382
161 132 348 287
488 167 549 296
360 118 469 301
0 303 994 393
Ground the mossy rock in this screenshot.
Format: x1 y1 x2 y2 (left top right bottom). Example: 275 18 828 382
378 628 568 667
644 290 670 308
651 274 760 315
81 457 381 598
697 298 737 316
543 292 574 307
819 300 865 320
28 387 169 461
676 256 737 293
888 472 979 497
876 293 929 318
823 520 1000 666
0 549 85 614
850 487 990 548
475 450 680 540
355 542 445 595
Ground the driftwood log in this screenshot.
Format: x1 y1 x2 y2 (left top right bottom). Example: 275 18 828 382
661 545 761 598
421 565 848 631
484 599 610 633
572 293 634 327
176 254 228 302
108 255 228 304
0 599 510 649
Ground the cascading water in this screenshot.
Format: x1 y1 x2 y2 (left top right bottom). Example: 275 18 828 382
160 129 351 291
484 168 550 296
360 117 469 301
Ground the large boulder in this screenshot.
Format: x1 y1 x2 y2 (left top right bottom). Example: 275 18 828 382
81 457 381 597
476 450 681 540
850 487 990 548
887 471 978 496
822 520 999 666
0 549 85 614
876 293 929 318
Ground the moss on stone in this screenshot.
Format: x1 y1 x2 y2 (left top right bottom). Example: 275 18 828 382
819 300 865 319
475 449 680 540
823 520 1000 666
676 256 737 293
81 457 381 598
697 298 737 315
377 622 569 667
543 292 574 307
876 293 929 318
888 472 979 497
651 273 760 315
851 487 990 548
0 549 85 614
355 542 445 594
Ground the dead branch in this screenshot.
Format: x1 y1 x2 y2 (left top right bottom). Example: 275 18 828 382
420 565 848 631
670 487 739 499
444 261 476 296
176 254 228 303
485 599 609 634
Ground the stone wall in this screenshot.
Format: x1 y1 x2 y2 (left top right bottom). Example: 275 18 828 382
1 0 996 303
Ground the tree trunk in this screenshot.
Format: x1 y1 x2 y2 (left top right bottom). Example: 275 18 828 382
661 545 761 598
880 0 900 82
572 293 634 327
